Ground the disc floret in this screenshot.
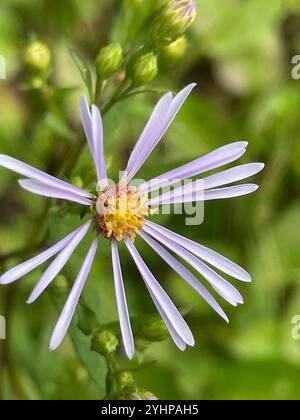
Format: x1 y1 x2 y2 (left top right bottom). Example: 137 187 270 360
95 185 150 241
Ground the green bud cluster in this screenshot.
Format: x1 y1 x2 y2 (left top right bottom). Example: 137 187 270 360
151 0 197 45
131 52 158 87
137 315 169 345
118 371 134 387
91 329 119 356
159 35 187 68
96 43 124 80
24 41 52 72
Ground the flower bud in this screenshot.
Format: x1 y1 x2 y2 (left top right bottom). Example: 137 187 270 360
151 0 197 44
24 41 52 71
118 371 134 387
159 35 187 68
138 315 169 342
96 43 124 80
91 329 119 355
131 53 158 87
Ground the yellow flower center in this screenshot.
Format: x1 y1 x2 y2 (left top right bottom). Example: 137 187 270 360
95 185 151 241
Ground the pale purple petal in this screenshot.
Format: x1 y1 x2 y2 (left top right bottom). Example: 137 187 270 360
203 184 259 201
123 84 196 183
125 239 195 346
91 105 107 189
209 284 238 307
147 162 263 205
202 163 264 190
50 239 98 350
143 224 243 306
27 220 92 304
18 179 92 206
169 163 263 196
122 92 173 183
150 183 259 205
0 228 81 285
138 141 248 194
145 221 251 282
80 96 96 158
0 154 92 198
149 179 204 206
147 288 187 351
111 241 134 360
80 98 107 190
140 231 229 322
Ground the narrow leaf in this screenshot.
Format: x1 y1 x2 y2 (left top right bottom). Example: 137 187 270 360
69 48 93 103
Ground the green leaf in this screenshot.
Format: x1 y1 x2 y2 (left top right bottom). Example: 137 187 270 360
69 323 107 394
69 48 94 103
45 111 71 140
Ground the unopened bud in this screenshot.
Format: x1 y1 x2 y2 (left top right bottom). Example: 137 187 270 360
138 316 169 342
118 371 134 387
159 35 187 68
25 41 52 71
151 0 197 44
96 43 124 80
131 53 158 86
91 329 119 355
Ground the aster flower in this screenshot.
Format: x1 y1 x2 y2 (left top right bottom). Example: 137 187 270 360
0 83 264 359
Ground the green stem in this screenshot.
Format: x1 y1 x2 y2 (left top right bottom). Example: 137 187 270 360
95 78 106 105
100 80 131 113
105 353 121 400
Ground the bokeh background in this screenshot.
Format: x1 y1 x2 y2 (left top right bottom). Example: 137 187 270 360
1 0 300 400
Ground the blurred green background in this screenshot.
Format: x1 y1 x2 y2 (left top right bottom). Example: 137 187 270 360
1 0 300 400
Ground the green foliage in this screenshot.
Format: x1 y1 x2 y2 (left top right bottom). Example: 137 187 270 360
69 49 94 103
